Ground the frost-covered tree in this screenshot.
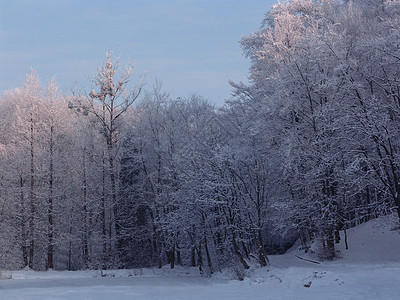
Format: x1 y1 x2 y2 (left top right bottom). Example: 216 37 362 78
70 52 143 266
232 0 400 259
0 71 82 270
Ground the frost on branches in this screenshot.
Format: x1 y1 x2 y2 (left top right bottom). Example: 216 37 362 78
1 1 400 271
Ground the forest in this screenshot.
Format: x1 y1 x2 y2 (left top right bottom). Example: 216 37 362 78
1 0 400 274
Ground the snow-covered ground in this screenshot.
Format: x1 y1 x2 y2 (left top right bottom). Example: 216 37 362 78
1 215 400 300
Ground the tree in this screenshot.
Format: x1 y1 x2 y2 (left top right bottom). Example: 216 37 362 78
70 52 143 265
232 0 400 259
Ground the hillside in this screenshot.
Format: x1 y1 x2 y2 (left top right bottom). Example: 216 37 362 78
282 213 400 265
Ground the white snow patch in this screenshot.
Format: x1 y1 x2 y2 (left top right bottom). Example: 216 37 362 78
1 214 399 299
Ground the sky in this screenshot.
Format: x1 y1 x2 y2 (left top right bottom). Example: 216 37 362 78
0 0 276 105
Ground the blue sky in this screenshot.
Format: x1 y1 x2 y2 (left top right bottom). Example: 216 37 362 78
0 0 276 105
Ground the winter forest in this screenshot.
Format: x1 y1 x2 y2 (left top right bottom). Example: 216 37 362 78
1 0 400 274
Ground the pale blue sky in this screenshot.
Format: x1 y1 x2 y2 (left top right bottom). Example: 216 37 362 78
0 0 276 105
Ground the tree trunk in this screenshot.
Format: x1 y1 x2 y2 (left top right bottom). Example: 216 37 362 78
257 228 269 266
395 195 400 222
200 213 213 274
204 234 213 274
101 150 107 267
149 208 162 269
107 144 121 256
191 247 196 267
196 242 203 275
256 188 269 266
68 226 72 270
176 250 182 266
231 229 249 269
47 123 54 270
82 151 89 269
325 231 335 260
20 176 28 267
169 247 175 269
29 111 35 270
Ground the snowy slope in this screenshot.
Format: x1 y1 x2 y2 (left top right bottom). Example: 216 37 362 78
335 213 400 263
1 214 399 300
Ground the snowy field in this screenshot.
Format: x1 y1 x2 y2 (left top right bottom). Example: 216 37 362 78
1 215 400 300
1 263 399 300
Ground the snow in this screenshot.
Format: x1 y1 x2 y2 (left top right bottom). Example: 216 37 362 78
1 215 400 300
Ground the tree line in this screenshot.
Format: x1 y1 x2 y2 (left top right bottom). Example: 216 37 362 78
0 0 399 273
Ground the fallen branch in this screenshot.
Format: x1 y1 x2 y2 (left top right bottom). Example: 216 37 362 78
295 254 320 264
